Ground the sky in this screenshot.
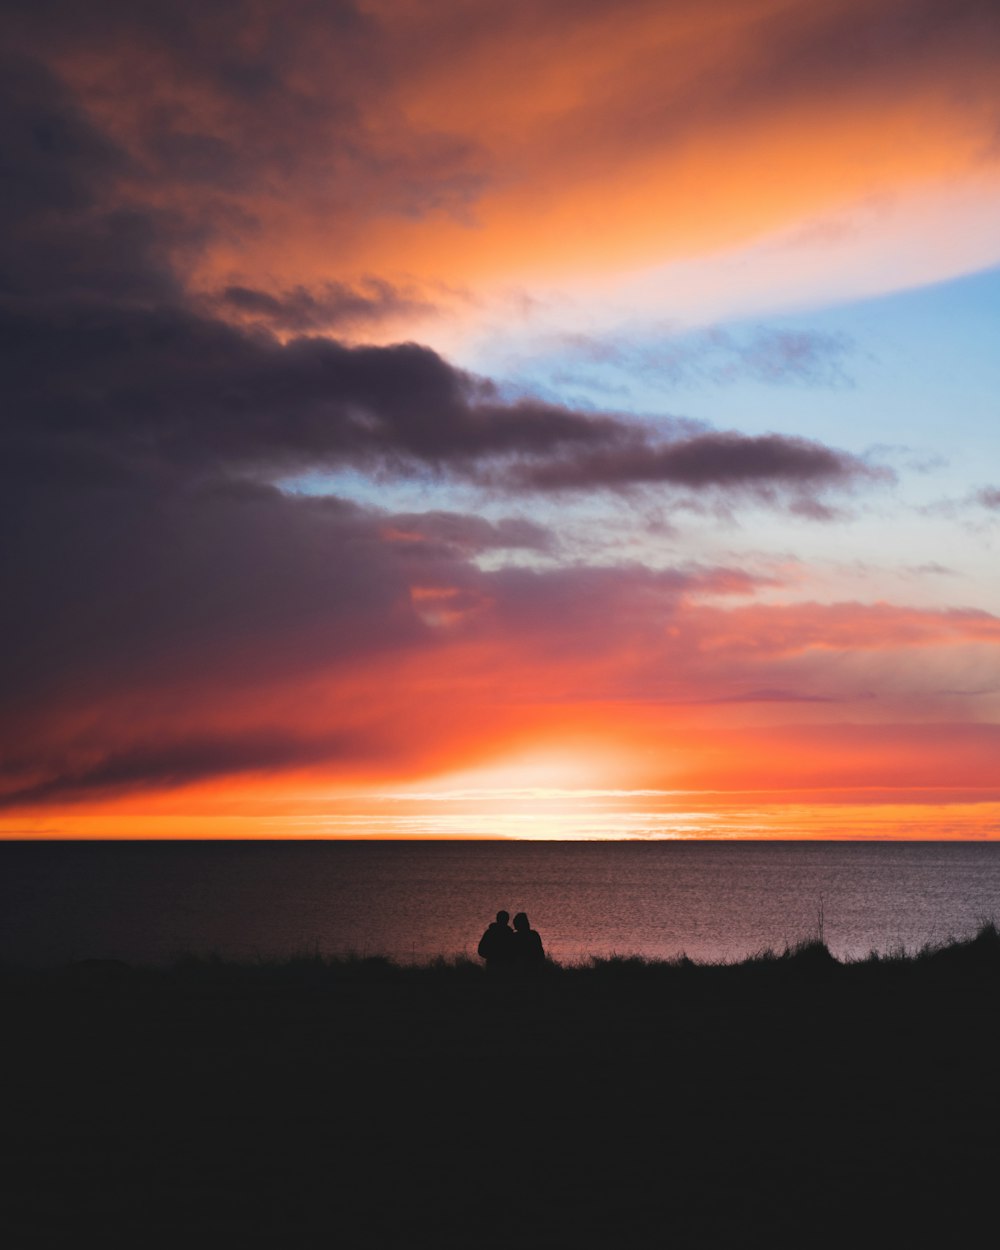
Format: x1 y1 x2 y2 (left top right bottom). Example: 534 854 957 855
2 0 1000 839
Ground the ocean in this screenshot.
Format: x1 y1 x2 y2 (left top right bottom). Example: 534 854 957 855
2 839 999 967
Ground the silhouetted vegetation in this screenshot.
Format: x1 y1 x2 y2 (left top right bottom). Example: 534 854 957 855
5 925 1000 1246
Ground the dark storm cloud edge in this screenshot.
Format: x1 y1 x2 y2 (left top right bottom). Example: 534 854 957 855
0 47 882 499
2 297 880 496
0 729 358 811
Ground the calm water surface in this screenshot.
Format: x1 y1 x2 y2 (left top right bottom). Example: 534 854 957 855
2 840 999 966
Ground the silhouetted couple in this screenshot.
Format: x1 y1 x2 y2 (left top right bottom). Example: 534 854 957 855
477 910 544 971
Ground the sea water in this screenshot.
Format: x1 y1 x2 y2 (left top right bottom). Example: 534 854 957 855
2 839 999 966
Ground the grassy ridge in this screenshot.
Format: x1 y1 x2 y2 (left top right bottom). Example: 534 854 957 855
5 925 1000 1246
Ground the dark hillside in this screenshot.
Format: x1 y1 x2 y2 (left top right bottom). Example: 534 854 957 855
5 928 1000 1246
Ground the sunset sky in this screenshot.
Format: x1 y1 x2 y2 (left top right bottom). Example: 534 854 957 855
3 0 1000 838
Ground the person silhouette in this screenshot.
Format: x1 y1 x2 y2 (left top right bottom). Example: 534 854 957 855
511 912 545 968
477 910 515 969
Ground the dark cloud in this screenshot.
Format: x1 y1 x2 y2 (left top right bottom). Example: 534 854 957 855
513 432 881 498
0 55 185 304
975 486 1000 510
0 480 415 710
3 0 486 229
2 291 881 501
0 727 361 811
215 279 434 334
750 0 1000 108
0 299 633 480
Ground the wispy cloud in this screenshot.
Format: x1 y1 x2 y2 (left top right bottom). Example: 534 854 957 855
551 325 855 389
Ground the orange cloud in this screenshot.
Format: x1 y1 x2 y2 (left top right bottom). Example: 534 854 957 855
15 0 998 317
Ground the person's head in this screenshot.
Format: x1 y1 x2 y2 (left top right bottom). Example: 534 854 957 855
496 910 510 926
513 912 529 932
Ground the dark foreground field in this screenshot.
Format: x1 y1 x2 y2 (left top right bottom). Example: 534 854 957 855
5 928 1000 1247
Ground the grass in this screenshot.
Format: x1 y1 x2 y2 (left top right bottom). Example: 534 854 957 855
4 924 1000 1246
